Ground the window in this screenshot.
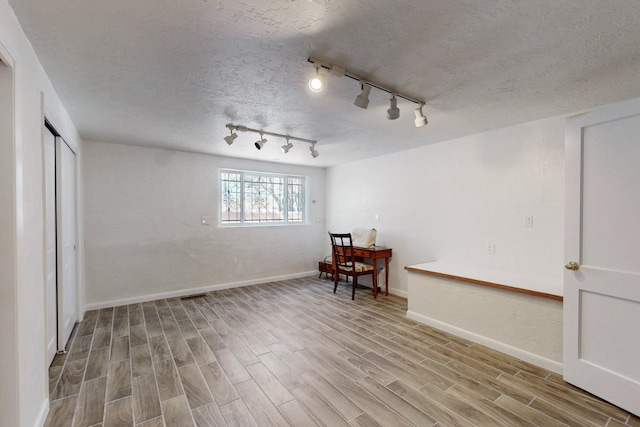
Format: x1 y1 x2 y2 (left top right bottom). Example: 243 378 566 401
220 169 306 224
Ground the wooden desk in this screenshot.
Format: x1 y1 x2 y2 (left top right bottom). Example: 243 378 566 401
353 246 392 298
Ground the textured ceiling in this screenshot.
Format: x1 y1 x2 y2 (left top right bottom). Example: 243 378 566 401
9 0 640 167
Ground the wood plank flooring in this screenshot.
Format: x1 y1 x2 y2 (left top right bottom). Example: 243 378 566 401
45 276 640 426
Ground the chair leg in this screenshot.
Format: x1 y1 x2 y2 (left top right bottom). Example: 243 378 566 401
333 274 338 294
352 276 357 300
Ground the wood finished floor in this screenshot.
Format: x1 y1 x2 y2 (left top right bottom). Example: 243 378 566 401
45 276 639 427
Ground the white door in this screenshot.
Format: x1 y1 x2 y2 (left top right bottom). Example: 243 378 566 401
564 97 640 416
56 137 77 350
44 127 57 364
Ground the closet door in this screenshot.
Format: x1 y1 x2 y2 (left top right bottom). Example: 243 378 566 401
56 137 77 349
44 127 57 363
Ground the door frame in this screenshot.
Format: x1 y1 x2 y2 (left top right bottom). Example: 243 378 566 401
0 41 19 427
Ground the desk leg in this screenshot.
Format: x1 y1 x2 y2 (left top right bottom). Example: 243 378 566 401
384 256 390 296
373 260 378 299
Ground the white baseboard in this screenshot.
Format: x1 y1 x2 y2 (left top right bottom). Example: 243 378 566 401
406 310 563 374
388 287 407 298
35 398 50 427
343 278 407 299
84 270 317 312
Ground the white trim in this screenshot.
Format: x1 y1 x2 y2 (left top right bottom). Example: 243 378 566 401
406 310 563 374
343 281 407 298
0 39 19 427
43 106 78 154
83 270 317 311
388 287 407 298
35 399 49 427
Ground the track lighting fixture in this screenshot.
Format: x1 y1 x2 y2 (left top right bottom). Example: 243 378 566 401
224 124 319 159
414 105 428 128
224 131 238 145
387 95 400 120
307 57 427 128
354 83 372 109
309 143 319 158
254 134 267 150
308 66 324 93
281 138 294 154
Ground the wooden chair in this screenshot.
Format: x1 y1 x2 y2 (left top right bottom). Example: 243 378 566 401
328 232 377 300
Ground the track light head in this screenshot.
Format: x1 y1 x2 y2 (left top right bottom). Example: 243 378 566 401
414 105 428 128
354 83 372 109
308 67 324 93
309 144 319 158
281 139 294 154
224 132 238 145
255 134 267 150
387 96 400 120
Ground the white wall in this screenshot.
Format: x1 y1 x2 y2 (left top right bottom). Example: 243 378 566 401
327 116 565 296
407 273 563 371
327 116 565 369
83 141 326 308
0 1 82 426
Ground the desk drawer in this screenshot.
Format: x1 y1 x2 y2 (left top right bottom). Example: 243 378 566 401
352 249 368 258
353 248 392 258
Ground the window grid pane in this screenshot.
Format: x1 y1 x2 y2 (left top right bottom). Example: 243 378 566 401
287 176 304 222
243 174 285 223
221 170 303 225
221 172 242 223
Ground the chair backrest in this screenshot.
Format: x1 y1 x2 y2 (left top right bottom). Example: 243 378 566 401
329 232 355 270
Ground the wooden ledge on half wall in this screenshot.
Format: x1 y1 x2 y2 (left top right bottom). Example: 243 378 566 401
405 260 563 301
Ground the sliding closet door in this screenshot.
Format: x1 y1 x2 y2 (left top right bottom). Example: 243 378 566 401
44 126 57 363
56 137 77 349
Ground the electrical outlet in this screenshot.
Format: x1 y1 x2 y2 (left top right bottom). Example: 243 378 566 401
523 215 533 227
487 243 495 255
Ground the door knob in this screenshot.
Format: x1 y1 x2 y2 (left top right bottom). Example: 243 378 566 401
564 261 579 271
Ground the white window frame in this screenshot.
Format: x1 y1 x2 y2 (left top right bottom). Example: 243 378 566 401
219 169 307 226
